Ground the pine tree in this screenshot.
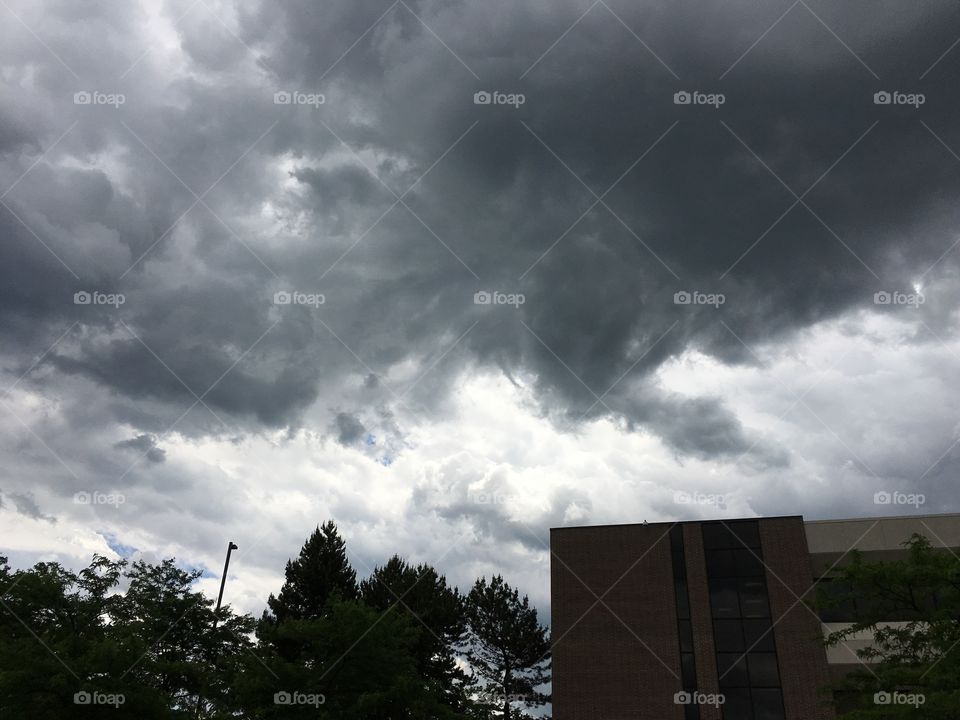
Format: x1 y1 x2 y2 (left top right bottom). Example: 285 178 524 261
464 576 551 720
360 556 469 709
265 521 357 624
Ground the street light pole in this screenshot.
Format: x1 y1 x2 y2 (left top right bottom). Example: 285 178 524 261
194 541 238 719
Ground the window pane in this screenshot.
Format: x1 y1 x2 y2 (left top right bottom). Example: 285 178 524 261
676 579 691 619
684 702 701 720
679 620 694 653
703 523 737 549
713 619 744 652
721 687 753 719
711 579 740 618
747 653 780 687
752 688 785 720
742 619 776 652
717 653 749 687
733 548 764 577
707 549 736 578
681 652 697 687
729 521 761 549
738 579 770 618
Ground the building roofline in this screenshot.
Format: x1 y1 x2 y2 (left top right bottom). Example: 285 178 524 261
550 511 960 533
550 515 803 532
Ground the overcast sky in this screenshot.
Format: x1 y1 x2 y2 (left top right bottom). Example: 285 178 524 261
2 0 960 617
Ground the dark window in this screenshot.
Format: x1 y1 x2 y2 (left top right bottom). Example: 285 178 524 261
676 579 691 619
681 652 697 687
710 578 740 618
732 548 764 577
703 523 737 549
738 579 770 618
717 653 749 687
751 688 785 720
722 687 753 719
713 619 744 652
729 522 761 549
679 620 694 653
706 549 736 578
747 653 780 687
742 619 776 652
684 703 701 720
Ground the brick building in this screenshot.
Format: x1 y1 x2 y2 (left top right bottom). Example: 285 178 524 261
550 513 960 720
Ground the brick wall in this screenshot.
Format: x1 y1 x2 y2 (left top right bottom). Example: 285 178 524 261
551 524 684 719
759 517 836 719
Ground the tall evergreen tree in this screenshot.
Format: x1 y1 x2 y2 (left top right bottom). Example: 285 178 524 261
360 556 469 709
265 521 357 624
463 576 551 720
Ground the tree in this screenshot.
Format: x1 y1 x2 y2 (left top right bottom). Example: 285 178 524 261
814 534 960 719
360 555 470 710
0 555 253 719
265 521 357 625
463 575 551 720
244 598 464 719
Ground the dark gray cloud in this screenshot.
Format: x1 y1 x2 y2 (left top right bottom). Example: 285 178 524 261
113 434 167 463
1 0 959 603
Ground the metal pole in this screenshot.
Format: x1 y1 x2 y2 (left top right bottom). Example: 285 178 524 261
194 541 238 719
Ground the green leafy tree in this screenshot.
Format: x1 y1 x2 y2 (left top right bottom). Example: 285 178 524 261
814 534 960 719
0 555 254 719
360 556 470 710
463 576 551 720
265 521 357 625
